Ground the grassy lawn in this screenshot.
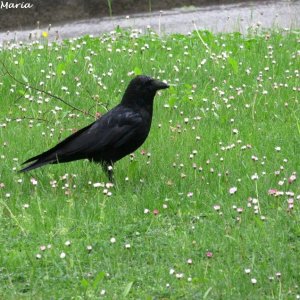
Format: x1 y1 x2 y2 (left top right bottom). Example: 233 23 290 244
0 27 299 299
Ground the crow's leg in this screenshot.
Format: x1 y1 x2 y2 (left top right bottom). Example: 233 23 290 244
101 161 114 183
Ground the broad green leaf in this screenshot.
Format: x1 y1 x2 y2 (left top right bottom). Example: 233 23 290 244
81 278 89 288
168 95 177 107
92 271 105 289
244 39 256 49
21 74 28 83
133 67 142 75
228 57 238 74
122 281 133 298
66 51 74 64
56 63 65 76
213 112 219 119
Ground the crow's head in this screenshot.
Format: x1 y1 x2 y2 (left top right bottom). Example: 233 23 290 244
122 75 169 107
131 75 169 92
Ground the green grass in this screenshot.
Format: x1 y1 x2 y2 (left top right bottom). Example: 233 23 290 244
0 27 299 299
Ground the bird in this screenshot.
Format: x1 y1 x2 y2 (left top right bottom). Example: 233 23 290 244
19 75 169 181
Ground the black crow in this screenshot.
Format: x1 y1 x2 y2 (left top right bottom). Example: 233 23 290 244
20 75 169 181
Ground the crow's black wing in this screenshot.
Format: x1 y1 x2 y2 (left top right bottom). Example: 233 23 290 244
55 106 145 158
20 106 144 171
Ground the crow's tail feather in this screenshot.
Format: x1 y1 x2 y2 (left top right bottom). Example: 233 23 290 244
22 153 44 165
19 157 55 173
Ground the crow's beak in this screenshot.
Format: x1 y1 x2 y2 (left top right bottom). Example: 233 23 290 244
153 79 169 90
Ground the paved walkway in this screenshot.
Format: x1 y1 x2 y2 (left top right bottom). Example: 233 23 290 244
0 0 299 44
